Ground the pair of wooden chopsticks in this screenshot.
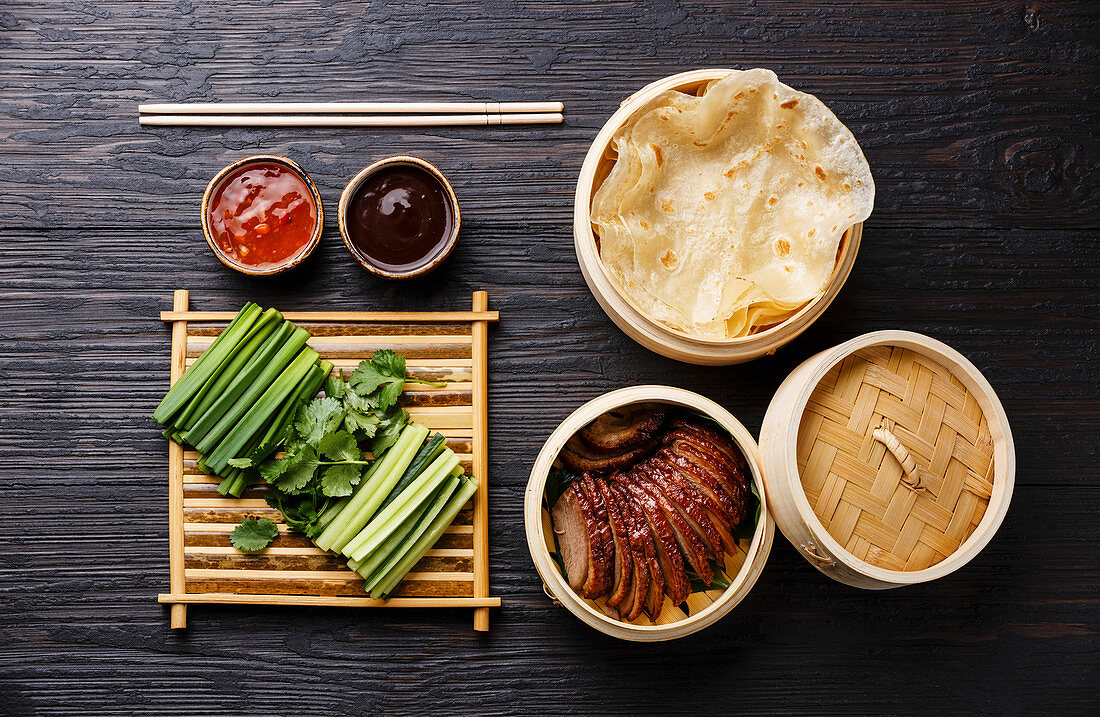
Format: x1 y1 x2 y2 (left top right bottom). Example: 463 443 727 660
138 101 564 127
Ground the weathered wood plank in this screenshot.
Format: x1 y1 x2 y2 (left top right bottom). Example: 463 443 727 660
0 3 1097 232
0 0 1097 714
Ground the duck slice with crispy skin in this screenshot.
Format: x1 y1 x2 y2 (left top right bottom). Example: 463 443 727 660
610 480 661 621
650 455 739 554
550 482 590 595
560 433 657 473
551 481 611 598
577 473 615 598
594 476 633 610
579 404 666 451
668 418 748 468
657 447 742 526
645 457 725 559
633 466 714 585
617 472 692 607
663 434 749 525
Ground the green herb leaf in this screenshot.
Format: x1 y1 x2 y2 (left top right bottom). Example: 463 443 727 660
321 463 361 497
377 379 405 410
324 373 346 400
318 430 362 463
349 350 406 396
257 454 292 481
349 364 391 396
230 517 279 552
272 445 319 493
227 457 254 469
344 409 379 437
342 391 380 436
371 348 406 377
343 390 376 412
295 396 345 446
370 407 409 456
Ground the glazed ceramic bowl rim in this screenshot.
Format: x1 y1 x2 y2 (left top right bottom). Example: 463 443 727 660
524 385 775 639
337 155 461 280
200 154 324 276
573 68 864 348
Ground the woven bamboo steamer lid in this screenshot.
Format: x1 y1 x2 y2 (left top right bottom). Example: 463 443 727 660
759 331 1015 588
573 69 864 366
524 386 775 641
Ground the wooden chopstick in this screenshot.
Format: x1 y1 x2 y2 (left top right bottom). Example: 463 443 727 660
139 101 564 115
139 113 563 127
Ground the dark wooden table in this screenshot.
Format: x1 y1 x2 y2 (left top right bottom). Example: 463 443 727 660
1 2 1096 715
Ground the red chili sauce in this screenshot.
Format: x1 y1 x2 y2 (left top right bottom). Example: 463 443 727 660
345 164 454 273
207 162 317 270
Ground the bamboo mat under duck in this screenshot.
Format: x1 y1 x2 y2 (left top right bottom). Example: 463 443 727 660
157 290 500 630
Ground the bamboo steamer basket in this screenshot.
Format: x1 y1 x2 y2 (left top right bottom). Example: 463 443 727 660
573 69 864 366
525 386 775 641
759 331 1015 589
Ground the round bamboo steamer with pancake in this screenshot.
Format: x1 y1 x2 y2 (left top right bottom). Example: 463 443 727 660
759 331 1015 588
573 69 864 366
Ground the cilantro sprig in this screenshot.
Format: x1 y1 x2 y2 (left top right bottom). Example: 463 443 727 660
228 350 443 546
230 517 279 552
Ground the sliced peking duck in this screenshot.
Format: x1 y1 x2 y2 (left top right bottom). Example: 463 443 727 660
549 413 752 621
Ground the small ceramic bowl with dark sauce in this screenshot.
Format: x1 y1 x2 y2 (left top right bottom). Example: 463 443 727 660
201 155 324 276
338 155 460 279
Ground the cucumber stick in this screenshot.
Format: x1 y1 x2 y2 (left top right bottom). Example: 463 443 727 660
344 450 459 561
312 423 428 553
321 424 427 552
316 461 384 550
152 302 260 425
357 476 460 585
377 433 446 513
372 477 480 598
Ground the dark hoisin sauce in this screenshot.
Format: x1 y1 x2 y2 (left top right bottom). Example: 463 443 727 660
346 164 454 273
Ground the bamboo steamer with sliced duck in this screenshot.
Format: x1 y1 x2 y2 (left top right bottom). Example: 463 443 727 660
525 386 774 641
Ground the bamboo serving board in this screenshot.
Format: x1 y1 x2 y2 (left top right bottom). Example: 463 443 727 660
157 290 500 630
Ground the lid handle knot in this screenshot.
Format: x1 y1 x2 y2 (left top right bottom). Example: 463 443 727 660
542 582 561 606
873 424 931 494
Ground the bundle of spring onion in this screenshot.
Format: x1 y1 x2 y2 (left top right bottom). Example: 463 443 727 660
152 303 332 497
153 302 479 599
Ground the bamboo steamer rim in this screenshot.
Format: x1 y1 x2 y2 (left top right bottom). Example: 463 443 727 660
524 385 775 641
573 68 864 361
777 330 1015 584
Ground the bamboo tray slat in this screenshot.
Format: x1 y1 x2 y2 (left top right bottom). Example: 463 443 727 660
158 290 499 629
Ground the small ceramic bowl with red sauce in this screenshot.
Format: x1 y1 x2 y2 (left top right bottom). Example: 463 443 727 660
201 155 324 276
338 156 460 280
